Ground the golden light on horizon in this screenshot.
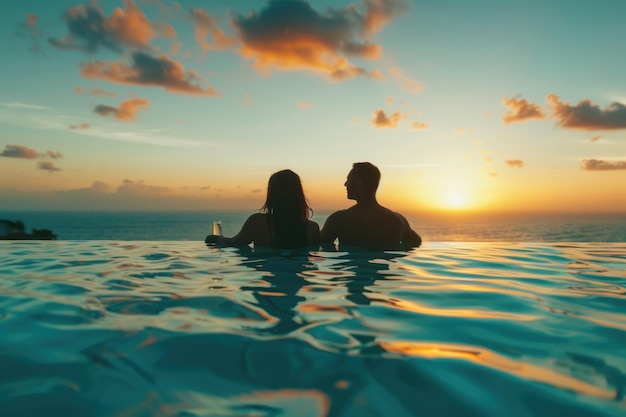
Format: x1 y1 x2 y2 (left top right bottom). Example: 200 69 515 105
430 177 481 212
444 189 470 210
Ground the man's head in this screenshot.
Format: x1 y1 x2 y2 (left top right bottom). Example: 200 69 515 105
345 162 380 200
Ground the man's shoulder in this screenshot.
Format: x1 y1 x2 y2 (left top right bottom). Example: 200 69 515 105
327 208 352 219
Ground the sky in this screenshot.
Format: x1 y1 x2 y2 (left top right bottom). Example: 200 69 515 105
1 0 626 215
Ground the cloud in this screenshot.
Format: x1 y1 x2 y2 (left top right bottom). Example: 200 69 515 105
580 159 626 171
56 179 170 201
371 109 404 128
590 135 601 142
69 123 91 130
57 181 112 198
93 98 150 120
242 93 253 106
44 151 64 159
190 8 236 52
3 101 49 110
117 179 171 195
1 144 63 161
25 13 38 27
106 0 162 48
50 179 200 210
502 96 545 124
389 66 423 93
16 13 43 53
76 86 117 97
37 161 62 172
231 0 407 80
153 21 176 38
0 144 39 159
410 121 428 130
58 179 172 198
80 51 218 96
297 102 313 108
547 94 626 130
505 159 524 168
48 0 167 53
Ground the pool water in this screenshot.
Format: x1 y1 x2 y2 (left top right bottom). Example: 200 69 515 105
1 241 625 416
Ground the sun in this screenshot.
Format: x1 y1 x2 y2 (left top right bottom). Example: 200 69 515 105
431 177 479 211
445 189 469 210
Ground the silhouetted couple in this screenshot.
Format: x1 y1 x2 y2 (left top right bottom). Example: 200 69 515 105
205 162 422 251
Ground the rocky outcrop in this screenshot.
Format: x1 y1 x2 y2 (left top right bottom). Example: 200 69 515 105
0 219 57 240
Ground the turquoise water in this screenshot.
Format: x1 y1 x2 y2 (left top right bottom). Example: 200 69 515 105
1 241 625 416
2 211 626 242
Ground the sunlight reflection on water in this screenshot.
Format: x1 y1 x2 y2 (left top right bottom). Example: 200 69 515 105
0 241 625 416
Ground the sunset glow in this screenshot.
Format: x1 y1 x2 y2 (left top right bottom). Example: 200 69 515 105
1 0 626 215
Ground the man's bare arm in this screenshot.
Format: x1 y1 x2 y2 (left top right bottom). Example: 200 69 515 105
320 212 344 250
397 213 422 249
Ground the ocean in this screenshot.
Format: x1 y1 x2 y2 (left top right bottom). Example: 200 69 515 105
1 211 626 416
1 210 625 242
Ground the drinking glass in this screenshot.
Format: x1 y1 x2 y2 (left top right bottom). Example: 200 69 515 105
212 221 222 236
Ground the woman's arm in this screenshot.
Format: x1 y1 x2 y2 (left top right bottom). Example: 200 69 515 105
205 214 262 246
307 220 321 246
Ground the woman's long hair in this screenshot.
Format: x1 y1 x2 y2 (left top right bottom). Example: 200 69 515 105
260 170 313 248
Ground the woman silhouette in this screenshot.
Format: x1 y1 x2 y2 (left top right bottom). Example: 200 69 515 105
205 169 319 249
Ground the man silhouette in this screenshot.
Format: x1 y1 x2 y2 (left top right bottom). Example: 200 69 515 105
320 162 422 250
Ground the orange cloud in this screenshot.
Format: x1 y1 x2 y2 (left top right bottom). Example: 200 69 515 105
0 145 62 160
389 66 423 93
80 52 218 96
153 21 176 38
94 98 150 121
49 0 169 53
231 0 406 80
76 86 117 97
502 96 545 124
505 159 524 168
547 94 626 130
297 102 313 109
372 109 404 128
37 161 62 172
43 151 63 159
364 0 408 34
17 13 42 53
170 39 182 55
580 159 626 171
0 144 39 159
591 135 601 142
190 8 236 52
25 13 37 27
242 93 253 106
410 121 428 130
105 0 157 49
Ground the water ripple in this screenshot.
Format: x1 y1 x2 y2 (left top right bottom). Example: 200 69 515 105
0 241 625 416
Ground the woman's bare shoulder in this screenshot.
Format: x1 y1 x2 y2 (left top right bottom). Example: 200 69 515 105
240 213 267 234
245 213 266 223
307 219 320 230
